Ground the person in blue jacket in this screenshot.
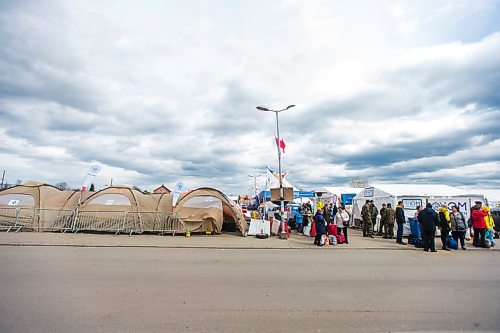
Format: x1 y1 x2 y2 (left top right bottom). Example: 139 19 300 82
295 210 303 234
313 209 326 246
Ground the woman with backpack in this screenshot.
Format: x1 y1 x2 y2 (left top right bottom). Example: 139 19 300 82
450 205 467 250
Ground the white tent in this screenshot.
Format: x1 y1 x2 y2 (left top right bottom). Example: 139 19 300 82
460 188 500 207
351 184 485 234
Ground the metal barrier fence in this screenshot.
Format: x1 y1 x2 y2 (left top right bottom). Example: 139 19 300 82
0 207 20 232
125 211 179 235
0 208 179 235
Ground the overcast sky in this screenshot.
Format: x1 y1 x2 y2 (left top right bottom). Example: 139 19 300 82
1 0 499 194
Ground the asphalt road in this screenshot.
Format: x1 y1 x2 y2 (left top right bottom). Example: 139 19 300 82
0 246 499 333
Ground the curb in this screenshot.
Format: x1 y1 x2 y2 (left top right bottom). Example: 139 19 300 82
0 242 497 251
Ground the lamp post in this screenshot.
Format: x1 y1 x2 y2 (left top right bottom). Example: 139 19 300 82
248 174 262 198
256 104 295 239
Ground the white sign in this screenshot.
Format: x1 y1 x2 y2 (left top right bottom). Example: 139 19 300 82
402 199 422 210
364 187 374 197
8 200 20 206
248 219 271 236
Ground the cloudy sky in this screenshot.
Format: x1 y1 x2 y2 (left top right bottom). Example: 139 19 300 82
1 0 499 194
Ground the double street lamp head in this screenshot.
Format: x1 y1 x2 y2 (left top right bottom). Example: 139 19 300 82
256 105 295 112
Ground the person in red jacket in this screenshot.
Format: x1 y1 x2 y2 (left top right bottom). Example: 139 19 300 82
471 201 488 248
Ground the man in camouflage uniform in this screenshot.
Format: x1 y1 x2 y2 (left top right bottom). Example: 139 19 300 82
379 203 387 237
370 200 378 232
385 203 396 239
361 200 374 238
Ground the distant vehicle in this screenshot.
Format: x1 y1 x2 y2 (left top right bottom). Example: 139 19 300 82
286 203 302 229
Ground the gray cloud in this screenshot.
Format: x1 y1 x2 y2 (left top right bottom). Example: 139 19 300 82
1 1 500 194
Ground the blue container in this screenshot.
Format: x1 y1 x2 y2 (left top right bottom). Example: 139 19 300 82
408 218 421 240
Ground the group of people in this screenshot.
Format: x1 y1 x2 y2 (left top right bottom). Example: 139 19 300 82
361 200 407 245
361 199 496 252
312 203 351 246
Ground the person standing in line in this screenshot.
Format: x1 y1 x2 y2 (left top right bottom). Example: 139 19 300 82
370 200 378 233
379 203 387 237
414 205 422 219
332 204 338 219
385 203 396 239
471 201 488 248
483 206 496 247
450 205 467 250
313 209 326 246
395 201 407 245
438 204 451 251
335 206 350 244
418 203 439 252
361 200 373 238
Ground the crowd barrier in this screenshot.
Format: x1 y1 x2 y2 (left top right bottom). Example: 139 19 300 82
0 208 179 235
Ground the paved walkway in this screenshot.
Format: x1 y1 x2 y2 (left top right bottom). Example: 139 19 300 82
1 228 497 251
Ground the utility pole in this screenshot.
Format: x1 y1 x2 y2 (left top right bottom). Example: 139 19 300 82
0 170 5 190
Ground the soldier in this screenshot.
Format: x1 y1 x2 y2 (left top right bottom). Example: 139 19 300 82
385 203 396 239
361 200 373 238
370 200 378 231
379 203 387 237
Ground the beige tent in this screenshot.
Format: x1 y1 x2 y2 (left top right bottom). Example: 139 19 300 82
0 182 82 231
174 187 247 236
78 186 173 233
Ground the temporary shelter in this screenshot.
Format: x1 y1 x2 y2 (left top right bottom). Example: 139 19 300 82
78 186 173 233
174 187 247 235
318 187 362 211
351 184 485 234
0 182 83 231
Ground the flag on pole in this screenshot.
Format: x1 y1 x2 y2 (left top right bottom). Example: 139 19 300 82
274 135 286 153
280 138 286 153
266 166 273 190
81 164 101 192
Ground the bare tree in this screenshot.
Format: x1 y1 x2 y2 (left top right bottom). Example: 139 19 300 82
350 177 369 188
55 182 69 190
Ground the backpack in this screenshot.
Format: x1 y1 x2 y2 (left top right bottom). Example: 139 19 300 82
446 236 458 250
336 234 345 244
329 235 337 246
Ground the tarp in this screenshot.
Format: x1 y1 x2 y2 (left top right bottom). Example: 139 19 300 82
0 182 87 230
174 187 247 236
79 186 173 232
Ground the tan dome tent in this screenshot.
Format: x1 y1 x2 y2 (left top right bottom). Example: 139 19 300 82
174 187 247 236
0 182 81 231
78 186 173 234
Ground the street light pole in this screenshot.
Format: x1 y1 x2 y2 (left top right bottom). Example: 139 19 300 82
256 104 295 239
248 174 262 197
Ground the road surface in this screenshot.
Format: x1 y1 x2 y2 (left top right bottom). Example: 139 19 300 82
0 246 499 332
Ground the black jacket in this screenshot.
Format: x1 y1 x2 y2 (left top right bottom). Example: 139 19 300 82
396 206 405 224
418 207 438 232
